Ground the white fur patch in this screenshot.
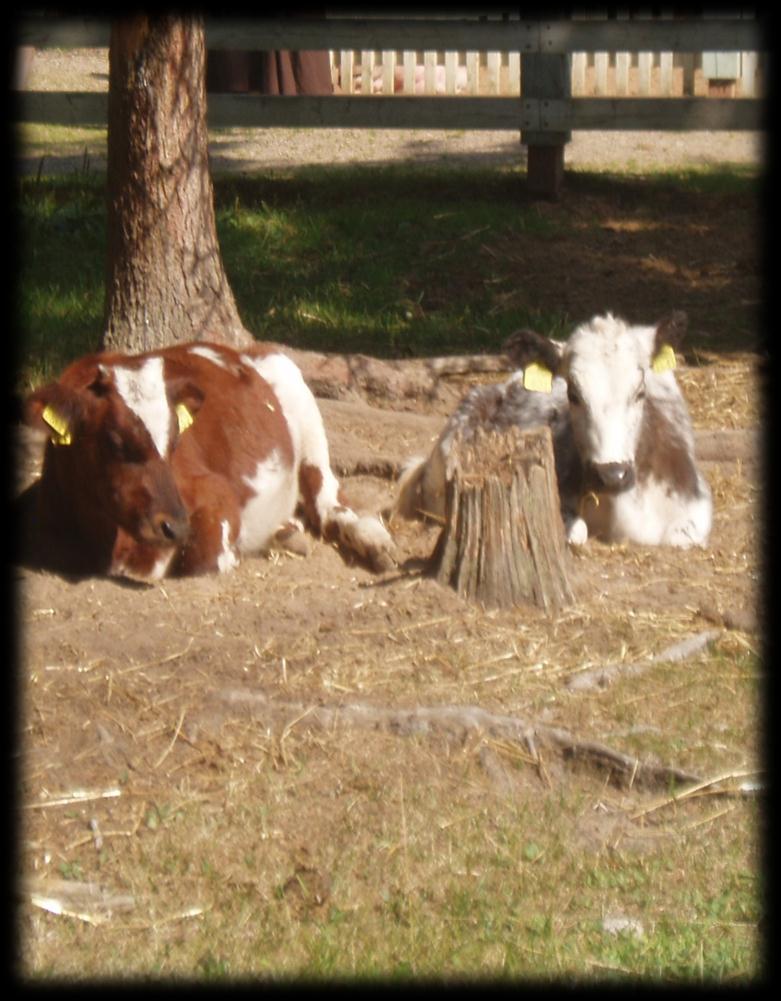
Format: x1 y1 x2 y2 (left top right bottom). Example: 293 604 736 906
148 550 176 580
565 317 648 467
241 351 342 521
589 477 712 547
112 357 171 458
217 519 240 573
111 547 175 582
566 517 589 547
242 348 306 454
190 345 231 370
236 449 298 555
330 509 394 565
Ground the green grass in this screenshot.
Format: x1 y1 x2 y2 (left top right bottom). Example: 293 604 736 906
15 161 759 389
17 123 108 168
213 167 564 359
28 776 759 982
16 176 108 385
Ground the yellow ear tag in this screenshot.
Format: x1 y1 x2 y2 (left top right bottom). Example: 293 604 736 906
652 344 677 374
523 362 553 394
175 403 194 434
42 404 72 446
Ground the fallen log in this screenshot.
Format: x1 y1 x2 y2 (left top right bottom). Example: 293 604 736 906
215 688 704 792
565 629 722 693
271 343 510 409
429 424 574 612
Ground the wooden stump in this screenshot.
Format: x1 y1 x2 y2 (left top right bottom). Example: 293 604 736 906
429 425 574 612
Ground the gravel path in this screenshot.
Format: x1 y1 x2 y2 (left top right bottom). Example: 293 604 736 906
18 46 763 176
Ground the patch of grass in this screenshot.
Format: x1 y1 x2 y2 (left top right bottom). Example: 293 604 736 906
16 175 107 387
567 162 760 197
20 697 761 982
16 160 759 389
214 165 561 359
17 123 108 166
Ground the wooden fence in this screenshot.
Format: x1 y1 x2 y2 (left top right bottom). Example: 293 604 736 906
16 14 765 195
329 14 762 98
332 48 761 99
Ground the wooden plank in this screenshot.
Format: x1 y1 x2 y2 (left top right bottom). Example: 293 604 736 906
17 18 111 48
339 49 354 95
638 52 653 95
204 95 523 131
740 51 758 98
595 50 609 95
615 10 630 95
541 96 762 131
202 18 532 54
16 89 763 134
521 51 571 144
571 53 587 95
381 50 395 95
486 50 501 95
527 145 565 200
660 50 674 96
508 50 521 95
466 51 479 96
402 50 416 94
543 18 761 54
18 17 762 56
359 49 374 96
444 50 458 95
521 49 571 199
15 18 530 54
424 50 437 94
15 90 108 126
616 51 630 95
681 52 696 96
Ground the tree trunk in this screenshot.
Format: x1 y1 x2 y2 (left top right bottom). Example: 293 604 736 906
103 15 252 352
430 425 575 612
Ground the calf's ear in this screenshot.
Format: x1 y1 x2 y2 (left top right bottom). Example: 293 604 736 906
654 310 688 352
24 383 87 444
502 328 562 375
168 378 205 415
167 379 205 435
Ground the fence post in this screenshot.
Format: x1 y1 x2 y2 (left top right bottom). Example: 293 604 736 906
521 44 572 199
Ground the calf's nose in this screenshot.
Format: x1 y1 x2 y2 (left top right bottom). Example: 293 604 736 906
592 461 635 492
152 511 190 545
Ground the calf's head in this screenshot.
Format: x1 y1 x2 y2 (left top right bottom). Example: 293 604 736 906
24 363 203 553
504 311 688 494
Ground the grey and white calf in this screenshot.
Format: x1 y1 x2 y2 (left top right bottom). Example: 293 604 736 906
395 312 712 548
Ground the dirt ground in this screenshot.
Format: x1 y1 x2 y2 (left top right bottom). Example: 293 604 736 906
16 338 762 970
15 45 764 979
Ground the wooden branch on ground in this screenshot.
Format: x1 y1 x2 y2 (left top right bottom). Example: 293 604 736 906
429 424 574 611
216 689 703 792
565 629 722 693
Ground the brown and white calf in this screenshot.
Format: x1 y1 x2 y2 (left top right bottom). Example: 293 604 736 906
395 312 712 548
24 341 395 578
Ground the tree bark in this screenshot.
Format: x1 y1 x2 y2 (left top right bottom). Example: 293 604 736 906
103 15 252 352
430 425 575 612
